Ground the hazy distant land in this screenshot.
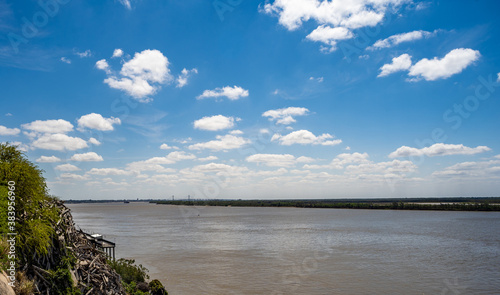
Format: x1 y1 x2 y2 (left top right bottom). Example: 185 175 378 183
64 197 500 211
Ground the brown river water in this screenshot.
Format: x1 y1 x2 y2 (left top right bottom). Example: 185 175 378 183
67 202 500 295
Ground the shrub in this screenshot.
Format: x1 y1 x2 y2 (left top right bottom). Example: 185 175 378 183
109 258 149 284
149 279 168 295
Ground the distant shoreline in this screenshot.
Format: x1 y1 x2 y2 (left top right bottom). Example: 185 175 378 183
65 197 500 211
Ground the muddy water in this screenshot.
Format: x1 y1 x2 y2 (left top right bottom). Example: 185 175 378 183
67 202 500 294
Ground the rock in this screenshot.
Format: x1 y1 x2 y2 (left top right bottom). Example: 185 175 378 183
0 271 15 295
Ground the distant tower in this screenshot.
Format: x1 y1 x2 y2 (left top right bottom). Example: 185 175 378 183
188 195 190 201
172 195 174 201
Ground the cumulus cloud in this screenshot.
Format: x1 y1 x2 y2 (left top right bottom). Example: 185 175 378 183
87 168 132 176
193 115 239 131
77 113 121 131
305 152 370 169
58 173 89 181
369 30 437 50
198 156 218 162
229 130 243 135
55 164 81 172
246 153 314 167
0 125 20 136
197 86 249 101
272 130 342 146
262 107 309 125
262 0 401 31
378 54 412 77
98 49 173 102
432 158 500 179
95 59 111 74
32 134 88 151
306 25 354 52
262 0 404 52
176 68 198 88
112 49 124 58
22 119 73 134
378 49 480 81
188 134 250 151
345 159 417 175
75 49 92 58
126 151 195 173
408 48 481 81
88 138 101 145
389 143 491 158
160 143 179 150
70 152 104 162
36 156 61 163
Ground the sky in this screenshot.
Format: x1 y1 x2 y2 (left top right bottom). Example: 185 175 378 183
1 0 500 200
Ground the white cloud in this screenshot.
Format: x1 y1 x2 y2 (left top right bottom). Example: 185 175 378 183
197 86 249 101
272 130 342 146
262 0 404 52
306 25 354 52
36 156 61 163
198 156 218 162
305 152 370 169
246 154 294 167
87 168 132 176
408 48 480 81
246 153 314 167
389 143 491 158
58 173 89 181
32 134 88 151
262 0 401 31
229 130 243 135
497 73 500 82
112 49 124 58
432 158 500 179
176 68 198 88
190 163 249 175
88 138 101 145
118 0 131 9
160 143 179 150
262 107 309 125
95 59 111 74
99 49 173 102
22 119 73 134
260 128 270 134
188 134 250 151
0 125 20 136
378 53 412 77
75 49 92 58
127 151 196 172
77 113 121 131
55 164 81 172
60 57 71 64
193 115 238 131
345 159 417 175
369 30 436 50
70 152 104 162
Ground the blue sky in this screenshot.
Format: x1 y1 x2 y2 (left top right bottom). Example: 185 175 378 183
1 0 500 200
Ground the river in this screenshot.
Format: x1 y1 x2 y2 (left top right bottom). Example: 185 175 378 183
67 202 500 294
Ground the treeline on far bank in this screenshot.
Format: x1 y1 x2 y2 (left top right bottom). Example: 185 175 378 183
151 197 500 211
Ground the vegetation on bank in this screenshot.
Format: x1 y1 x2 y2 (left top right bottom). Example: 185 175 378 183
0 143 81 294
109 258 168 295
0 143 168 294
152 198 500 211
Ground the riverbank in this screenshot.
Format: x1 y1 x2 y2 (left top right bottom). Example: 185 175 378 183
151 197 500 211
